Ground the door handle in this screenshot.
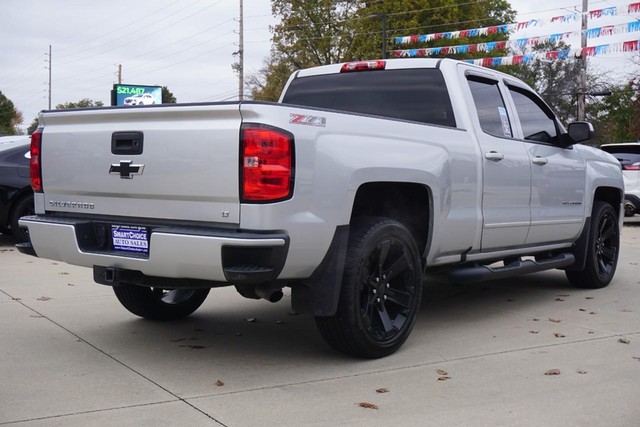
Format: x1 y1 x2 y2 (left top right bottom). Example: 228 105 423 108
112 131 144 155
532 156 548 165
484 151 504 161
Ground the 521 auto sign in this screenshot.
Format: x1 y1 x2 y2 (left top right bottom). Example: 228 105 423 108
111 84 162 106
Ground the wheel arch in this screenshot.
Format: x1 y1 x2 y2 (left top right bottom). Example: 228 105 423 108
350 181 432 259
593 186 623 219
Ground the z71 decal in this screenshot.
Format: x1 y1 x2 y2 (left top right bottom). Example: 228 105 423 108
289 113 326 127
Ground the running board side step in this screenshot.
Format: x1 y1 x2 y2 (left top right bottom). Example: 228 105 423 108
448 253 575 283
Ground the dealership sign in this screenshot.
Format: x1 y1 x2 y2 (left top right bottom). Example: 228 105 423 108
111 84 162 106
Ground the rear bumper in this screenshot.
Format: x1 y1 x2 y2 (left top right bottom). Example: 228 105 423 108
19 216 289 284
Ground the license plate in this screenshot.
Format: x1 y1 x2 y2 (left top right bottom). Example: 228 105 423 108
111 225 149 254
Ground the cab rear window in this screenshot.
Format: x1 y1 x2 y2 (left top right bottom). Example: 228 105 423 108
282 69 456 128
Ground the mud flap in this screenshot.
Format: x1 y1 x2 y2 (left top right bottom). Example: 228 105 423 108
291 225 349 316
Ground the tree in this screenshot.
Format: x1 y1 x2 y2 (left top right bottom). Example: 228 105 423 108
55 99 104 109
249 0 361 101
27 117 39 135
592 80 640 143
162 86 177 103
249 0 516 101
351 0 516 61
0 90 23 135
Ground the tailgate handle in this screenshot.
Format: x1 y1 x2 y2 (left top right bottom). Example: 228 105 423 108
112 132 143 155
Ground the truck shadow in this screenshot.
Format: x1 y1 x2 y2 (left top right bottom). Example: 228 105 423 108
0 232 18 248
74 269 584 368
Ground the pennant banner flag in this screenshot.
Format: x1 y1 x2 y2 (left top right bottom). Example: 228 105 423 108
394 3 640 45
460 39 640 67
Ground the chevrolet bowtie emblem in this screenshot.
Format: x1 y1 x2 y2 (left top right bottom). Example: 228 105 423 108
109 161 145 179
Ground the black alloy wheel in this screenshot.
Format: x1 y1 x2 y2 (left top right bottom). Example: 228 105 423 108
316 217 423 358
566 201 619 289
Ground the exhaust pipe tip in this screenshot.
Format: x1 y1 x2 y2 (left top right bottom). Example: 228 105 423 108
255 285 284 303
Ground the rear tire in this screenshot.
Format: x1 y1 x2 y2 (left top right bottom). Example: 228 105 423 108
566 201 619 289
315 217 423 358
10 194 34 243
113 285 210 320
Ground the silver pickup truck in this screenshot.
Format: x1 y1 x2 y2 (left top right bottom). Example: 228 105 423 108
19 58 624 358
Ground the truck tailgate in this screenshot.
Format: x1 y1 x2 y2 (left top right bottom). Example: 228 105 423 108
39 104 242 224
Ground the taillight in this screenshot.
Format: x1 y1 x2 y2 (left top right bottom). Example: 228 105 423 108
241 124 294 202
623 162 640 171
340 60 386 72
30 129 43 192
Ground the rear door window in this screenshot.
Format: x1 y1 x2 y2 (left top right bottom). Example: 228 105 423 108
467 77 512 138
282 68 456 127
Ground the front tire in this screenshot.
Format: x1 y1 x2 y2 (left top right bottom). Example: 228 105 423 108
113 285 210 320
566 201 619 289
315 217 423 358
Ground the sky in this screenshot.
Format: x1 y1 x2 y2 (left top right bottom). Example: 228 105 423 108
1 0 639 133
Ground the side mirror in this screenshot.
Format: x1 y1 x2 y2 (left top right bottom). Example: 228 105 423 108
567 121 594 144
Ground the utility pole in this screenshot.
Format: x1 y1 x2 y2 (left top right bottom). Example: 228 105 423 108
238 0 244 101
381 13 388 59
46 45 52 110
117 64 122 84
577 0 588 121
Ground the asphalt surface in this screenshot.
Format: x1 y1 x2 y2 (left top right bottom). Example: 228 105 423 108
1 219 639 426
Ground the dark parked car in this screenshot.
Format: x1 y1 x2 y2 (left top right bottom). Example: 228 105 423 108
0 135 33 242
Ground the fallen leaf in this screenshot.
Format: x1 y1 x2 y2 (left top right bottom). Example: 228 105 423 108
619 338 631 344
531 318 540 322
579 308 587 312
620 309 633 313
549 318 561 323
436 369 448 376
529 330 539 334
555 298 565 302
215 380 224 387
437 376 451 381
585 296 594 300
358 402 379 410
245 317 257 323
37 296 51 301
576 369 587 375
376 388 389 394
67 283 75 286
553 333 566 338
11 297 21 301
545 369 561 376
589 312 597 315
58 272 69 275
588 331 595 334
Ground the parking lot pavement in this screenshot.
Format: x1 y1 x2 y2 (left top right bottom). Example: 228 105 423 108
1 220 639 426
